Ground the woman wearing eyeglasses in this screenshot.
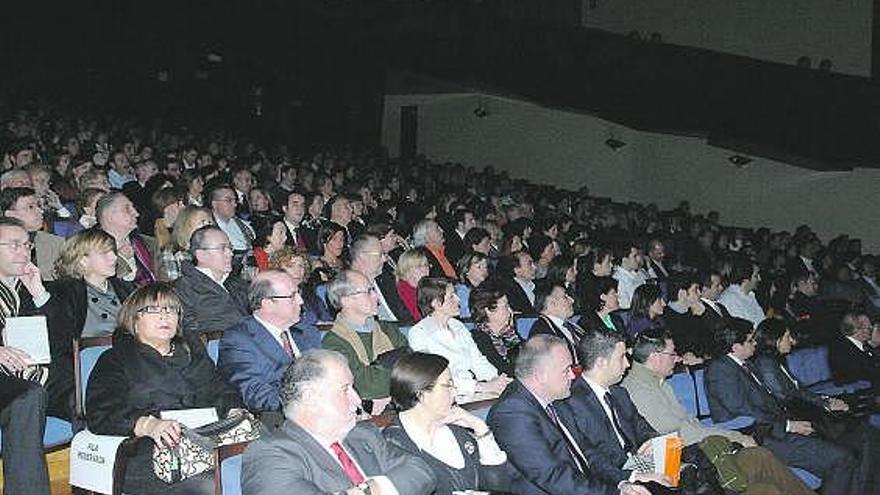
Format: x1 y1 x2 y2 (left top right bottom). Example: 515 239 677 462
86 283 241 495
45 229 135 419
384 352 514 495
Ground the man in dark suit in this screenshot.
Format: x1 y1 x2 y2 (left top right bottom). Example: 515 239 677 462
174 225 249 338
0 217 51 495
498 251 538 316
241 349 436 495
487 334 651 495
220 270 317 417
565 331 673 490
443 209 476 265
529 281 585 366
829 311 880 389
704 318 858 495
281 190 313 252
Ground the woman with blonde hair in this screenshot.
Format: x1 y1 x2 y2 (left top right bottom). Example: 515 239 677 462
46 229 135 419
86 283 240 495
157 206 212 280
395 248 431 325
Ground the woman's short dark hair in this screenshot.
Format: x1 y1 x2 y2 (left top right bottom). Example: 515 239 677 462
546 255 574 288
252 216 284 248
463 227 490 252
630 284 662 320
581 276 618 313
417 277 453 316
754 318 787 360
456 252 488 284
469 285 506 323
316 222 345 250
390 352 449 411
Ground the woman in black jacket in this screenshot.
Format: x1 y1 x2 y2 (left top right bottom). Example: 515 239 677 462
384 352 515 495
46 229 135 419
752 318 880 465
86 283 240 495
468 285 522 377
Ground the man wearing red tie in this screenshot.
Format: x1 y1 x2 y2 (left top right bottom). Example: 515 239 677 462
219 270 315 422
241 349 436 495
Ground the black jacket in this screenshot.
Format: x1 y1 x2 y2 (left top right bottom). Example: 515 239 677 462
45 277 135 419
174 261 249 338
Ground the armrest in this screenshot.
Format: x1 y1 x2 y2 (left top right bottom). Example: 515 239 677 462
707 415 755 431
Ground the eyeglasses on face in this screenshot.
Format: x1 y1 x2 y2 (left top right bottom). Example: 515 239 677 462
269 291 300 300
0 241 33 251
344 286 376 297
197 243 232 252
137 305 180 315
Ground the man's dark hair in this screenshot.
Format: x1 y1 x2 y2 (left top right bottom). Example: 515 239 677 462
577 330 624 371
712 317 753 357
632 329 671 364
729 257 756 286
0 187 36 213
189 225 226 261
668 274 698 301
534 279 564 313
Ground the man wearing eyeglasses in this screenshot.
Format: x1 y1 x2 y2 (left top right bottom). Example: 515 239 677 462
220 270 314 425
622 331 816 494
174 225 249 338
705 318 858 495
0 216 52 495
323 270 409 415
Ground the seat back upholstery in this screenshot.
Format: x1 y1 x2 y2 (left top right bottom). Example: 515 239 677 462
786 347 831 387
516 316 538 340
73 335 114 417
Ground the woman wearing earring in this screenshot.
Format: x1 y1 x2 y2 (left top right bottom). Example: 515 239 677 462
86 283 240 495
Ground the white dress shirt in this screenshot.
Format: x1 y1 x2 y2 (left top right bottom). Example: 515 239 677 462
253 313 300 358
718 284 765 329
407 317 498 395
582 376 626 449
613 267 647 310
398 415 506 469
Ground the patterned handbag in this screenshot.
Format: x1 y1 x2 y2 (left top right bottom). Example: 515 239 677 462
152 414 262 484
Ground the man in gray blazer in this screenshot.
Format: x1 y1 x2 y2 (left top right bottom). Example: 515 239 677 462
242 349 436 495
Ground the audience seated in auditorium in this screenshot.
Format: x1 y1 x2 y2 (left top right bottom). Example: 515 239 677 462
174 225 249 337
704 317 864 495
469 285 522 376
86 283 240 495
323 269 409 413
46 229 135 419
487 334 652 495
241 349 436 495
384 352 514 495
622 330 814 495
408 277 510 396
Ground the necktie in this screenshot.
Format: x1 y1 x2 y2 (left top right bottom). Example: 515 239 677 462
330 442 366 485
545 404 589 473
563 321 582 345
280 331 294 357
603 392 634 453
